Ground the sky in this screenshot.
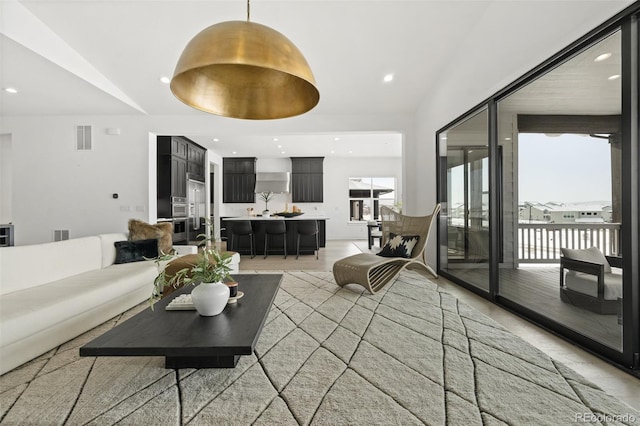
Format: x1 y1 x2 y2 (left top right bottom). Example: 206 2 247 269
447 133 613 208
518 133 612 204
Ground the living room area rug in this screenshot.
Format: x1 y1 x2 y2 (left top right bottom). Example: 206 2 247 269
1 270 638 425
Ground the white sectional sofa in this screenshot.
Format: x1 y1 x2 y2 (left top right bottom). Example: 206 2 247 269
0 233 248 375
0 233 158 374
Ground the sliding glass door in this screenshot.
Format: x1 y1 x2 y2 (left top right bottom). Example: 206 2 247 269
436 5 639 370
439 109 490 292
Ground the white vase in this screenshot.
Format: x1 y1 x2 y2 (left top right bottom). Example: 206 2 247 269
262 210 270 218
191 282 229 316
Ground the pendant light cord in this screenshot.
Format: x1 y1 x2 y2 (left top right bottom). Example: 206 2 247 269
247 0 250 22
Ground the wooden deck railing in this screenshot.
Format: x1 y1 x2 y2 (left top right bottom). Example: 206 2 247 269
518 223 621 263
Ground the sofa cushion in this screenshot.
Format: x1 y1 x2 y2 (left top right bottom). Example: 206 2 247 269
0 237 102 296
0 261 157 347
560 246 611 273
565 270 622 300
128 219 173 255
114 239 159 264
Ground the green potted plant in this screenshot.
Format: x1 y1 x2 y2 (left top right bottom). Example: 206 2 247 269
150 224 233 316
259 191 274 217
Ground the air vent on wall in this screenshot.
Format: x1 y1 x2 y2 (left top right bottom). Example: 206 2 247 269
54 230 69 241
76 125 92 150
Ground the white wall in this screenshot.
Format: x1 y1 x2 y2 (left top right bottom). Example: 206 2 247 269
4 116 153 245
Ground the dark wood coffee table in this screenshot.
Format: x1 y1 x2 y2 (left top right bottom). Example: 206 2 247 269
80 274 282 369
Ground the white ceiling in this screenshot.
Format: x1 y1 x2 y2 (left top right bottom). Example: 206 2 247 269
0 0 635 157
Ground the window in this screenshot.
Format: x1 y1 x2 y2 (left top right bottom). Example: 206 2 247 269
348 177 396 221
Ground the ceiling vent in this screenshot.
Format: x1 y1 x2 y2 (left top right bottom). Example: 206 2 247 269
76 125 92 150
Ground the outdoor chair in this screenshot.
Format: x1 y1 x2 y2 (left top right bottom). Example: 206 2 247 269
333 204 441 294
559 246 622 315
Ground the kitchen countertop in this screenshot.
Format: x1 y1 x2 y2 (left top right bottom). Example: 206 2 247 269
224 215 329 221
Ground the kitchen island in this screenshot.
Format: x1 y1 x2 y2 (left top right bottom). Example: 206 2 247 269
222 216 328 257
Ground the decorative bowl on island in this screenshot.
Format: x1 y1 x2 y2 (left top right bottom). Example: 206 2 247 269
273 212 304 218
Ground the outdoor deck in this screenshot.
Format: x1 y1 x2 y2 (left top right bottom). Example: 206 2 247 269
442 265 622 350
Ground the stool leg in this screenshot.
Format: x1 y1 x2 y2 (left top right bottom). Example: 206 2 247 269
264 233 268 259
250 234 255 259
315 233 319 260
283 234 287 259
296 234 300 259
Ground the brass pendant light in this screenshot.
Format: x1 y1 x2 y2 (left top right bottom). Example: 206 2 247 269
170 0 319 120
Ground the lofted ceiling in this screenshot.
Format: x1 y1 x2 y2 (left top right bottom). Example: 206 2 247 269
0 0 635 158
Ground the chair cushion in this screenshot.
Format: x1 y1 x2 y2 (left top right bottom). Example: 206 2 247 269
560 246 611 273
565 271 622 300
377 233 419 258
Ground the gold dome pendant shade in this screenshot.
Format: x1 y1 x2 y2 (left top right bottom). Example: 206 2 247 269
170 19 319 120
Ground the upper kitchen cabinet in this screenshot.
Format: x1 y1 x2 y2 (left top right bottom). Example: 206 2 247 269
158 135 188 159
187 143 206 182
291 157 324 202
223 157 256 203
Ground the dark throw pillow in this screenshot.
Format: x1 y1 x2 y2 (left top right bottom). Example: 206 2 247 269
114 239 159 264
377 233 419 258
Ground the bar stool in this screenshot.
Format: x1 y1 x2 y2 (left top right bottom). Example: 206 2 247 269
296 220 319 260
264 220 287 259
229 220 255 258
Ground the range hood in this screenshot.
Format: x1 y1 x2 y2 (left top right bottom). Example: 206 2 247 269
254 172 290 194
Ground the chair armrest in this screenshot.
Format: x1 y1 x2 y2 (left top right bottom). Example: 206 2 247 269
560 256 605 276
174 245 198 255
605 255 622 268
560 256 605 298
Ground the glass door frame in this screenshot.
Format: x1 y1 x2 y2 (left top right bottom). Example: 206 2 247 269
436 7 639 372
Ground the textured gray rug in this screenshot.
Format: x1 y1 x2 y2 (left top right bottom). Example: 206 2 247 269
1 270 639 425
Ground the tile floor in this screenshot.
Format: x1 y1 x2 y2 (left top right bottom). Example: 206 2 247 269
234 239 640 410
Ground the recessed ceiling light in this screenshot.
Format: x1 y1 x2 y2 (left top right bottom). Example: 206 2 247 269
504 137 512 141
594 52 612 62
4 87 18 94
281 151 286 154
334 137 340 141
330 150 335 154
273 138 279 142
159 76 171 84
608 74 621 80
232 151 237 154
348 150 353 154
213 138 219 142
383 74 394 83
277 145 282 148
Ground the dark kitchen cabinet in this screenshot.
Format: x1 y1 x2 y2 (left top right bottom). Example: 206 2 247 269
187 144 206 181
171 157 187 197
158 136 188 159
157 136 205 218
223 157 256 203
291 157 323 203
